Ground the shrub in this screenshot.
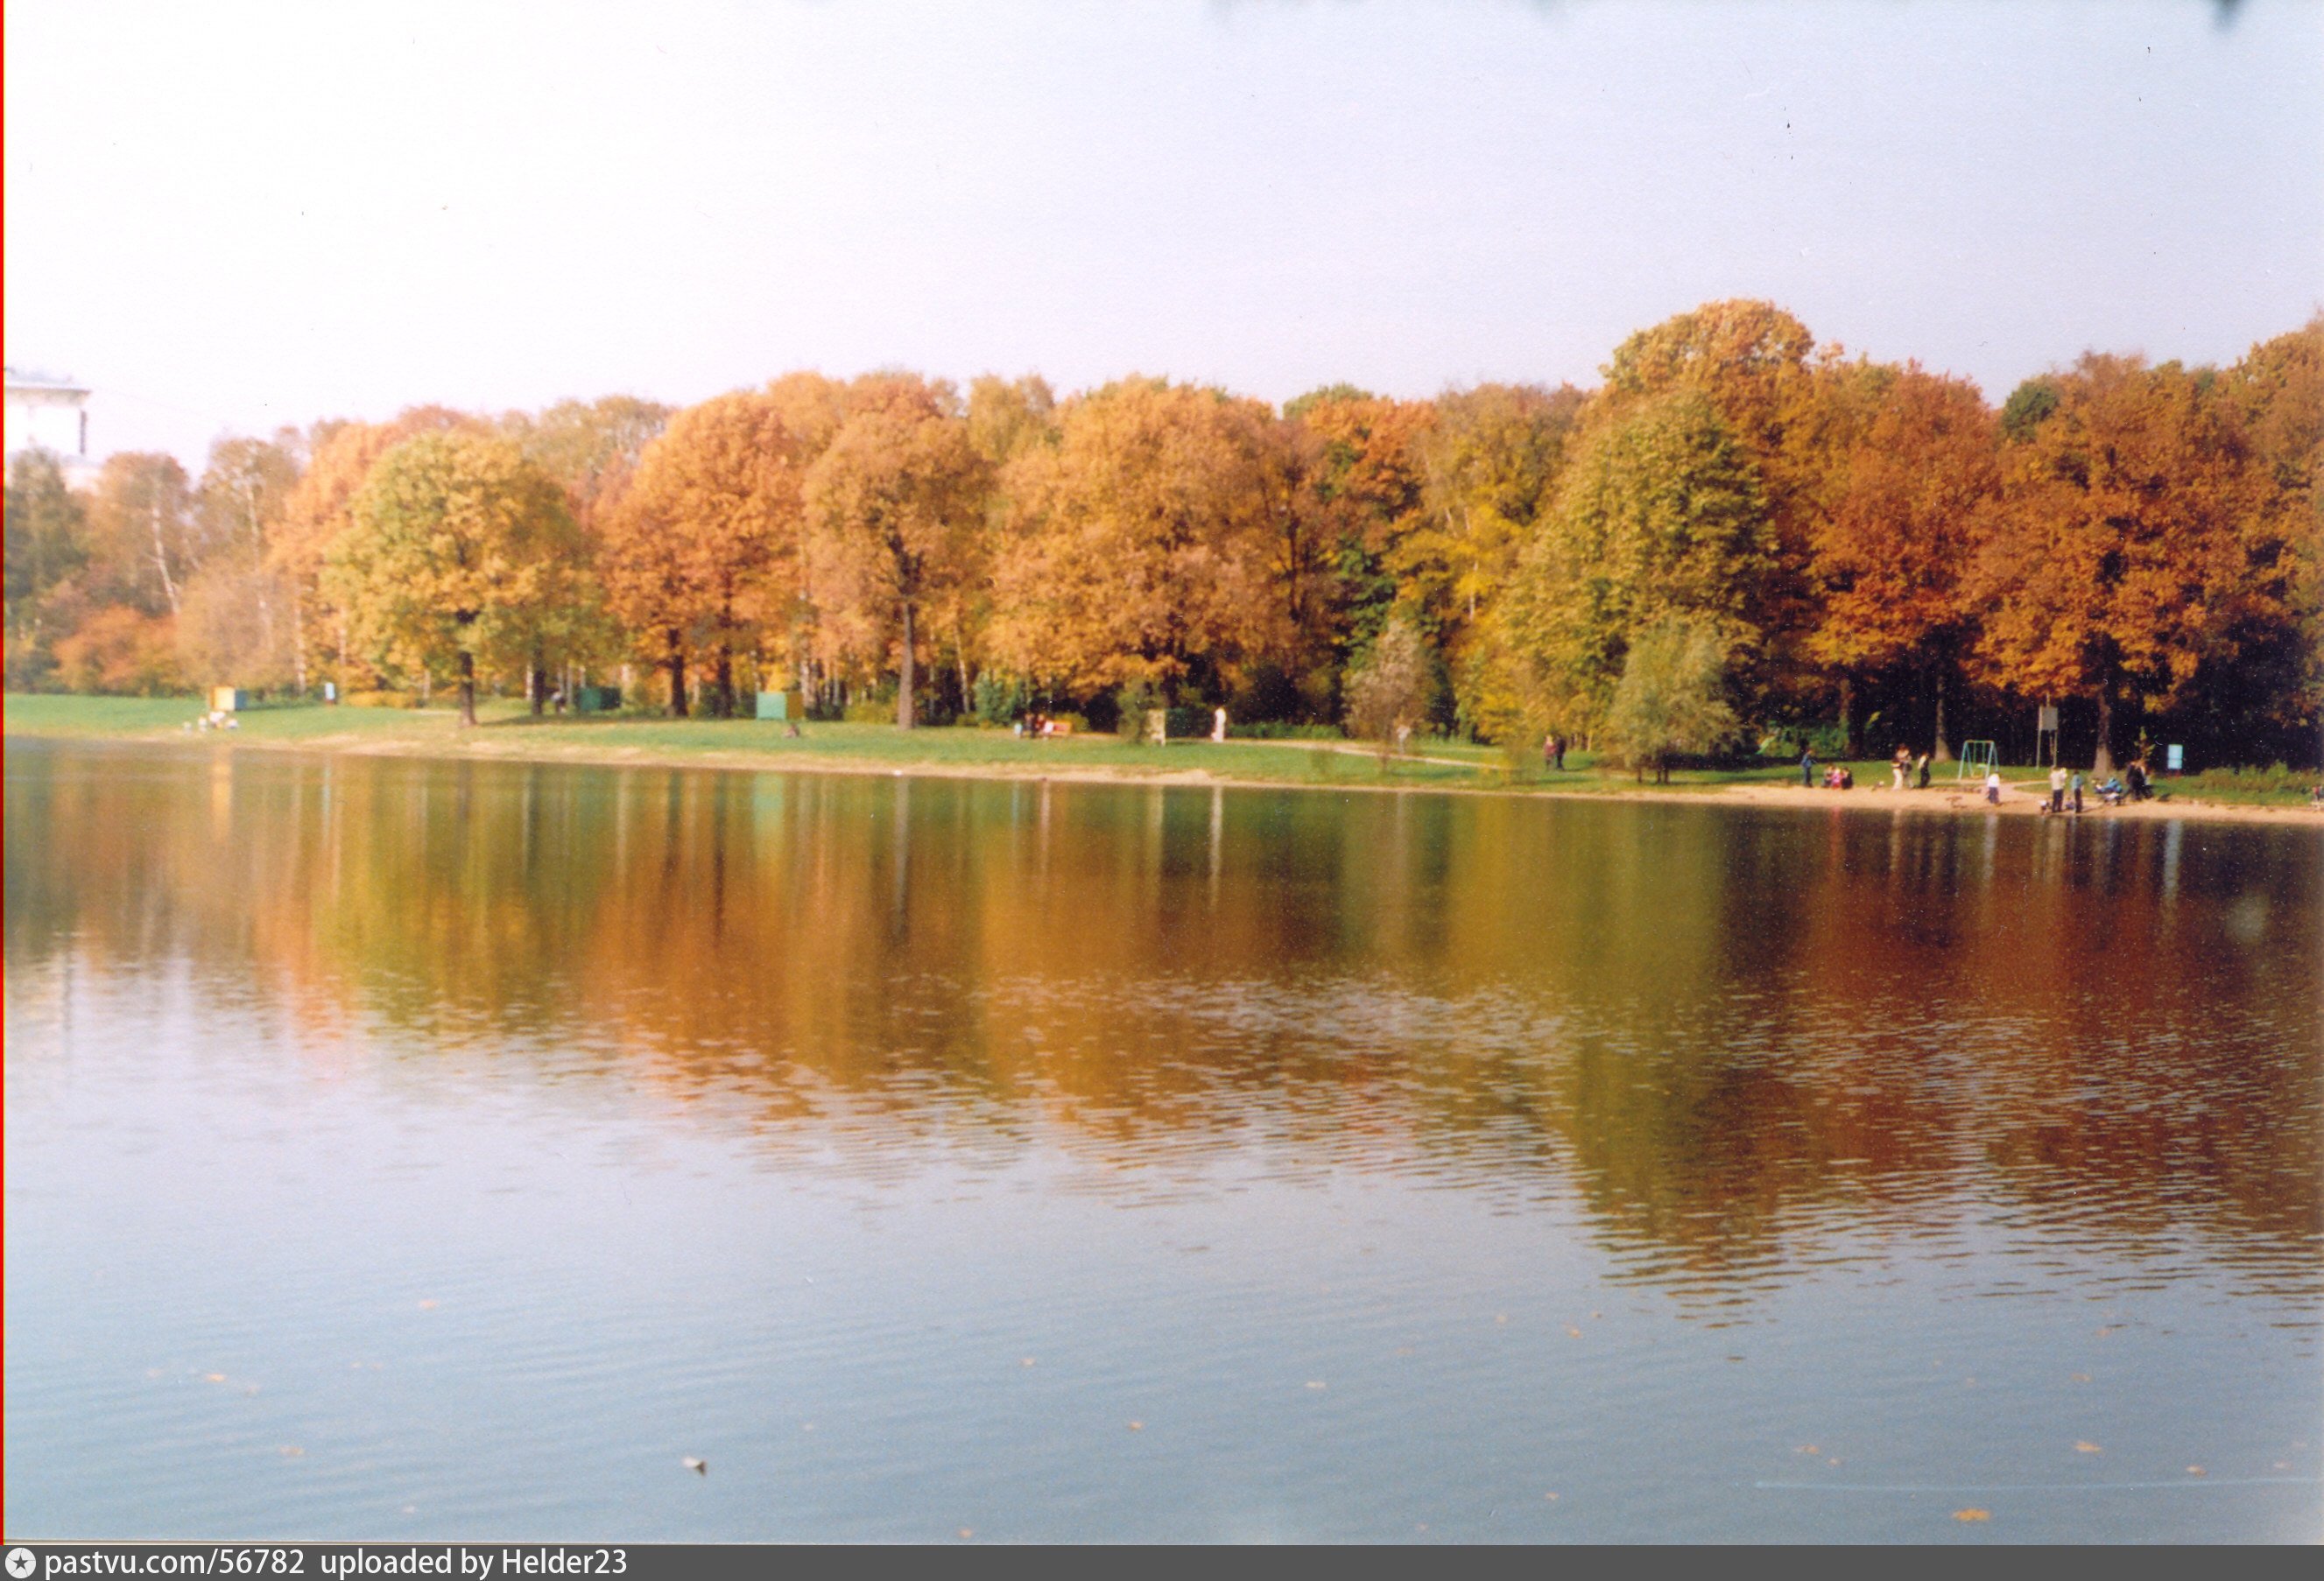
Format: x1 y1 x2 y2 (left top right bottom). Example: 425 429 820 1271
972 671 1030 727
52 608 183 696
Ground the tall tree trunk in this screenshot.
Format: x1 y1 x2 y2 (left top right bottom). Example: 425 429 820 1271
1839 677 1862 760
897 600 917 730
149 495 180 615
2092 686 2116 779
713 647 735 719
1932 668 1952 762
457 648 477 727
666 632 689 719
529 645 546 716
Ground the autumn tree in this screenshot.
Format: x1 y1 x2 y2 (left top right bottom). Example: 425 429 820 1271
502 396 673 516
180 432 305 690
1806 367 1999 760
988 377 1286 701
2218 318 2324 762
279 406 482 694
326 433 581 726
1970 355 2260 776
600 391 803 715
804 387 990 727
83 452 202 615
1284 388 1433 672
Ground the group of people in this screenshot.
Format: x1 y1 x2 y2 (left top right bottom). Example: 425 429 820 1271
1539 734 1569 770
1798 745 1930 790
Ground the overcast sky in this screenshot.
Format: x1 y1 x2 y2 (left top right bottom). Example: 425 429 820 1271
6 0 2319 469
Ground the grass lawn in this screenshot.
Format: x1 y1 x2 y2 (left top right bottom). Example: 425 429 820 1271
10 694 2314 806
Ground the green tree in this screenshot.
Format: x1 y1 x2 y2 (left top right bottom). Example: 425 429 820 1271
4 450 89 687
1507 389 1771 736
1600 616 1740 783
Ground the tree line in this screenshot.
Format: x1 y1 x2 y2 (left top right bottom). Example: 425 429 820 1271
6 299 2319 772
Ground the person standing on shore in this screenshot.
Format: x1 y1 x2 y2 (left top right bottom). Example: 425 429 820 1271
2049 763 2067 814
1915 752 1931 790
1985 768 2003 805
1802 746 1816 788
2071 769 2084 814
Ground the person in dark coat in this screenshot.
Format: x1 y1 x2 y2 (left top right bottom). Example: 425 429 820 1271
1801 747 1816 788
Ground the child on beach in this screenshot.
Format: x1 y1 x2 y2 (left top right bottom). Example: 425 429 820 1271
1984 769 2003 805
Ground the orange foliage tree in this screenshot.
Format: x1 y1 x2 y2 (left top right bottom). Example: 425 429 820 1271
1970 355 2262 776
1806 368 1999 760
803 379 991 727
599 391 805 716
987 377 1292 703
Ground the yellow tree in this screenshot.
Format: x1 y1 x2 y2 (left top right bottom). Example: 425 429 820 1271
804 391 991 727
326 433 581 726
278 406 482 693
600 391 803 715
1394 383 1583 738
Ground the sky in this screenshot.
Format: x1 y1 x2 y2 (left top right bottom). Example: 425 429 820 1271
5 0 2320 471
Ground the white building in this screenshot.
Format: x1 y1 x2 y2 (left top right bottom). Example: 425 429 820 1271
4 367 96 488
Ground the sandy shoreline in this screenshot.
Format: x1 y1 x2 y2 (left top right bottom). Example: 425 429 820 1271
21 722 2320 831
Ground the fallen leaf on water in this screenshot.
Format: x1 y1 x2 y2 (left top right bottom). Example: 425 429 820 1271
2074 1441 2102 1454
418 1300 439 1311
2070 1373 2091 1383
2094 1325 2119 1338
1796 1445 1820 1456
1953 1508 1991 1523
1828 1458 1842 1466
1305 1381 1327 1391
1566 1326 1582 1339
681 1458 706 1476
204 1374 228 1383
1019 1358 1037 1368
278 1446 304 1458
1494 1314 1509 1325
957 1528 974 1541
1127 1421 1144 1431
1543 1493 1560 1502
2187 1466 2205 1477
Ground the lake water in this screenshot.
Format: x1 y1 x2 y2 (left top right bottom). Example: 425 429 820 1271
5 739 2319 1542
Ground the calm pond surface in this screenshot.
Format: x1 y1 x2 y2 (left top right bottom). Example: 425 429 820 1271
5 738 2319 1542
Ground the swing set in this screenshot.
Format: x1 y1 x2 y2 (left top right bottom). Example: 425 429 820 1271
1956 740 1999 782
